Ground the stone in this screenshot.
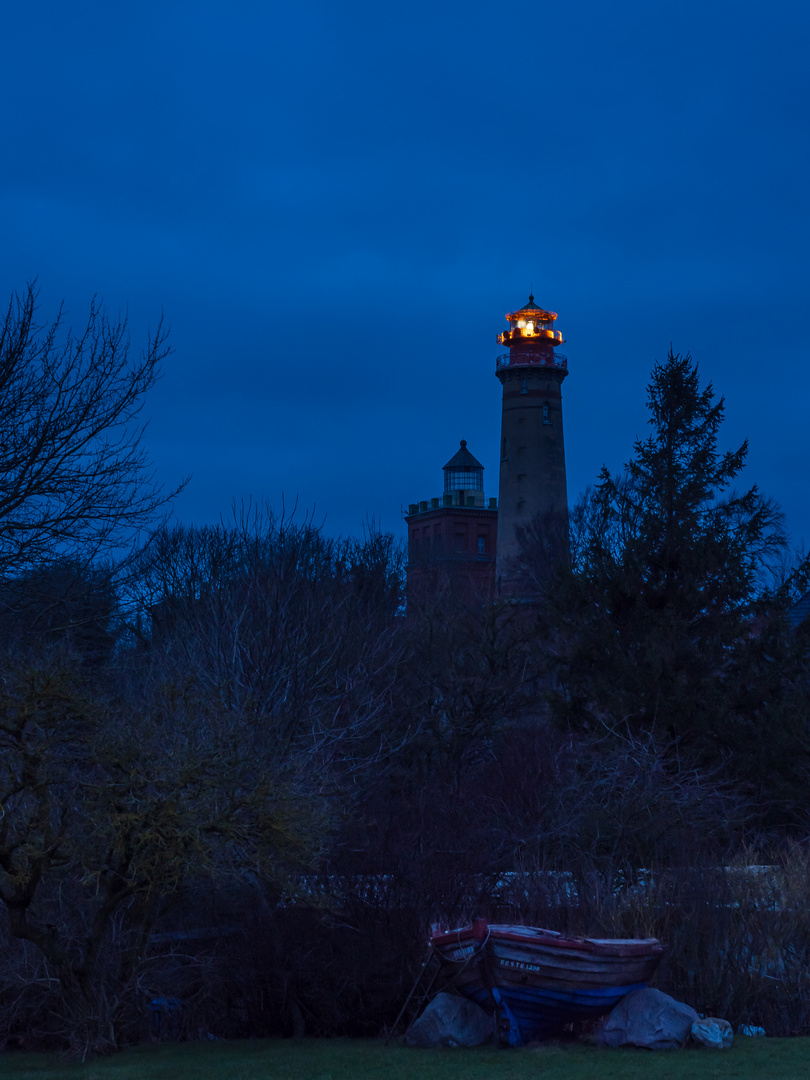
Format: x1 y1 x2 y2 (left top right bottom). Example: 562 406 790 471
597 988 699 1050
691 1016 733 1049
405 992 493 1048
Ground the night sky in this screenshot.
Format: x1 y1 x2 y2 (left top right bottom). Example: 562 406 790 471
3 1 808 553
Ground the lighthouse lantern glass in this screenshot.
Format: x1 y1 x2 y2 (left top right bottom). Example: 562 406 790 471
445 466 484 493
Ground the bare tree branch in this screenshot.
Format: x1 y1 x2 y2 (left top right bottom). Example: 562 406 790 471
0 283 185 575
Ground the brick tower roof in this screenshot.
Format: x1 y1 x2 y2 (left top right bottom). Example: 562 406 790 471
443 439 484 471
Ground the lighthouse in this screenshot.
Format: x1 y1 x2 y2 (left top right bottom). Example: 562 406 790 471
495 294 569 590
405 440 498 601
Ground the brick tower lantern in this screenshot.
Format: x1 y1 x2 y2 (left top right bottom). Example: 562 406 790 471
495 294 569 590
405 440 498 601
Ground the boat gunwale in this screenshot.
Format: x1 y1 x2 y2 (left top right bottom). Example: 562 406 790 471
431 921 665 959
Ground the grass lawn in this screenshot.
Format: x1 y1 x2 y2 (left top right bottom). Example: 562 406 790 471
1 1036 808 1080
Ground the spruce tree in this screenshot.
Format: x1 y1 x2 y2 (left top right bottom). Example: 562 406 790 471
539 351 807 816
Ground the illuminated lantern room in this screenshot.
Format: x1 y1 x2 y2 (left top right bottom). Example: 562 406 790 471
496 293 567 370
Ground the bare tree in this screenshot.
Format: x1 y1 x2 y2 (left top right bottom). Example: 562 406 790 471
0 283 182 575
135 507 413 774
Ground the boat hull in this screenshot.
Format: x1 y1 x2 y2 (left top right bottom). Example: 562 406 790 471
430 920 665 1044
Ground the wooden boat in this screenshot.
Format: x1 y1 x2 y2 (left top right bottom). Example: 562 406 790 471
430 918 665 1044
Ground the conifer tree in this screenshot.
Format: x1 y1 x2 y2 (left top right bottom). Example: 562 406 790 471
539 350 804 789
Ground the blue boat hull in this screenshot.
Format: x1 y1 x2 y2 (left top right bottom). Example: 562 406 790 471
430 921 665 1045
463 977 650 1042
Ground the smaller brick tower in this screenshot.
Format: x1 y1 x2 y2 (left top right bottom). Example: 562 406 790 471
495 295 569 590
405 441 498 600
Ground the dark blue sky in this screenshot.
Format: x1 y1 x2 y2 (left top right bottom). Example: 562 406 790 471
3 0 808 551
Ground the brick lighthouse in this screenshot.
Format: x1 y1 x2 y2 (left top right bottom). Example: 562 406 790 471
405 440 498 601
495 294 569 590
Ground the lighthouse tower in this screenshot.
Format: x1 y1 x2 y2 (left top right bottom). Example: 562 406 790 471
405 440 498 601
495 294 569 589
